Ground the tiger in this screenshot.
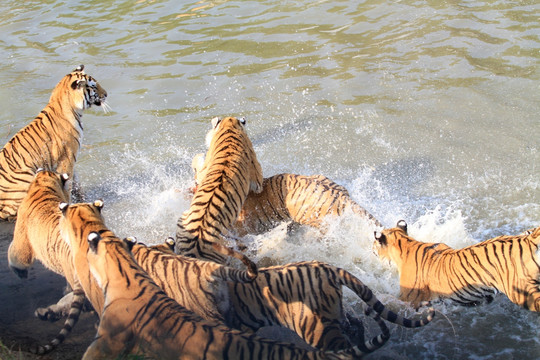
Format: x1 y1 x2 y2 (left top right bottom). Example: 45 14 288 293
191 157 383 236
129 237 266 322
128 237 434 352
0 65 107 221
61 211 390 360
6 170 90 354
374 220 540 311
176 116 263 278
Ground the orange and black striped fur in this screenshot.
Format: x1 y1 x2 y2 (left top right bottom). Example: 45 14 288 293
0 65 107 221
133 238 433 352
191 162 383 236
7 170 86 354
68 227 389 359
177 116 263 278
375 220 540 311
128 237 261 322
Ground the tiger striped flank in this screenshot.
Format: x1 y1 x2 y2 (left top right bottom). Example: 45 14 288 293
375 220 540 311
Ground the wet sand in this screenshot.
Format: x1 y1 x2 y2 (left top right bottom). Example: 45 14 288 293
0 222 95 360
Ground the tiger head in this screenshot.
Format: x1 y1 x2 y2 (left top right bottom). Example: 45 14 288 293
59 199 106 254
150 237 176 254
87 232 135 289
50 65 108 115
373 220 409 270
205 116 247 147
7 170 70 279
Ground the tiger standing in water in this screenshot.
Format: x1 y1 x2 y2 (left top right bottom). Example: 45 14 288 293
0 65 107 220
176 116 263 278
374 220 540 311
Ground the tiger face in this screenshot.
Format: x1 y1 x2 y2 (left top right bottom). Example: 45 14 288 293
51 65 108 114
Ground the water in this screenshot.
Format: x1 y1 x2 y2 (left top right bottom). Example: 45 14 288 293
0 0 538 358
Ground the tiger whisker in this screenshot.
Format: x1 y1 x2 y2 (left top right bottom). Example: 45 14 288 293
101 102 112 114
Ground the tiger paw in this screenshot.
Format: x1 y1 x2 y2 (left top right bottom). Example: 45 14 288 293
35 307 63 322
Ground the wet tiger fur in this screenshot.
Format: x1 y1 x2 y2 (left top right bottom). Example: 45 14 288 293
129 237 434 352
191 157 383 236
176 116 263 278
374 220 540 311
7 170 88 354
0 65 107 221
66 225 390 359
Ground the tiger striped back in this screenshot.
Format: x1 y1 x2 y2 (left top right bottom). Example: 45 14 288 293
58 200 110 314
234 173 383 236
229 261 434 351
375 220 540 311
7 170 86 354
0 65 107 221
176 116 263 277
128 238 258 322
142 240 432 352
79 232 387 360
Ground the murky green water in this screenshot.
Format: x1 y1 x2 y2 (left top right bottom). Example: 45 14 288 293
0 0 538 358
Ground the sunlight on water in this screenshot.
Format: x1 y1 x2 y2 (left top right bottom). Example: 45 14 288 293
0 0 538 358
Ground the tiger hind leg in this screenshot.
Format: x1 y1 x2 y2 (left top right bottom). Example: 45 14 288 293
525 283 540 312
32 287 86 354
35 291 75 322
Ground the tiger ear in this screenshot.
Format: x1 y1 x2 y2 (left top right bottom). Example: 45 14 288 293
71 79 86 90
93 200 104 211
123 237 137 251
397 220 408 234
59 202 69 215
165 237 175 252
73 65 85 72
88 232 101 253
239 117 246 125
374 231 387 246
211 117 222 128
60 173 69 187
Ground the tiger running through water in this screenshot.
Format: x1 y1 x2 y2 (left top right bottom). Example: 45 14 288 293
176 116 263 278
374 220 540 311
0 65 107 220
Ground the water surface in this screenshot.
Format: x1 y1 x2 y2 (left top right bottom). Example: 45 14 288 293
0 1 538 359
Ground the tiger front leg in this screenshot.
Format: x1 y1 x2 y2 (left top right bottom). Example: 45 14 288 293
525 282 540 312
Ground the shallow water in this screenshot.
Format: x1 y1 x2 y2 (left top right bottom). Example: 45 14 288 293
0 0 538 358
